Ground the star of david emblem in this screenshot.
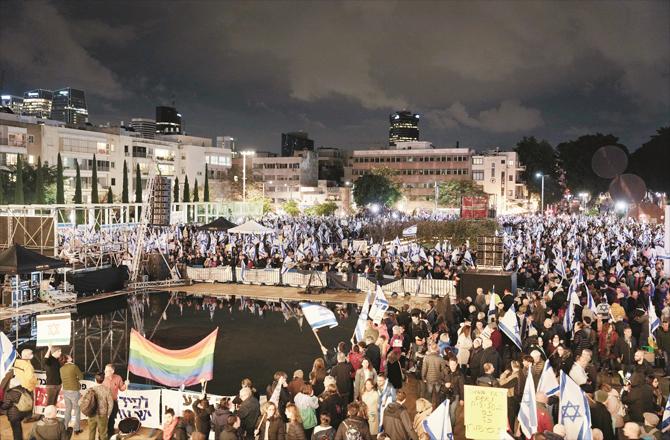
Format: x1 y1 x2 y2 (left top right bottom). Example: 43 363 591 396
446 433 453 440
561 401 581 422
48 323 60 336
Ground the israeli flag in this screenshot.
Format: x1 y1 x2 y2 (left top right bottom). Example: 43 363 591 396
463 250 474 266
662 392 670 432
563 279 580 333
558 371 592 440
585 283 597 315
0 332 17 380
354 290 373 343
402 224 418 237
615 261 624 279
646 276 656 299
498 305 522 350
650 296 661 341
519 373 538 438
537 360 559 397
299 302 339 330
368 285 389 325
554 258 565 278
422 398 453 440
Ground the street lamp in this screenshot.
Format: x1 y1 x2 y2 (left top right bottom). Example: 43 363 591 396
535 172 546 213
240 151 255 201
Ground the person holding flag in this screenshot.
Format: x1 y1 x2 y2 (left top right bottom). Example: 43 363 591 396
558 371 592 440
518 373 538 439
299 302 339 355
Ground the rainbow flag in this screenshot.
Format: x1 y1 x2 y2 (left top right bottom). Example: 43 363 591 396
128 328 218 387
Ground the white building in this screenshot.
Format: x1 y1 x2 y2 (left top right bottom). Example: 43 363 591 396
471 149 529 214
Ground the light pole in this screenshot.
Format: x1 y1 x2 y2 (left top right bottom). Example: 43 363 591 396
535 172 545 213
241 151 255 201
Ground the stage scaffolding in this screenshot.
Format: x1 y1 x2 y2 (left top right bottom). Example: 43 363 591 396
70 307 129 374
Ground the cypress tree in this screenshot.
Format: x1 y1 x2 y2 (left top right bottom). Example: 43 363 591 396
173 177 179 203
203 164 210 202
107 187 114 203
135 164 142 203
122 159 129 203
90 154 99 203
193 178 199 202
14 155 24 204
56 153 64 204
35 156 44 204
74 159 83 224
0 175 4 204
183 175 190 202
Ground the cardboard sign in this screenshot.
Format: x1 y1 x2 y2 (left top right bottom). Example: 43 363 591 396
464 385 508 439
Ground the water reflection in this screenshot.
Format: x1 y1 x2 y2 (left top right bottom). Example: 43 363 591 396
1 292 359 395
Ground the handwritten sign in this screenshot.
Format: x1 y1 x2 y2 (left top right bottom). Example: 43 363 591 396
115 388 162 428
464 385 508 439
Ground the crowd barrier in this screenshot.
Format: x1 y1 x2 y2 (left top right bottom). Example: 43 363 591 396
185 265 456 300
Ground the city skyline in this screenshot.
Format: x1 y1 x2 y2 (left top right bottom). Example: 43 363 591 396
1 1 668 152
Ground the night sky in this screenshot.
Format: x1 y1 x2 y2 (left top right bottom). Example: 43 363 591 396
1 1 668 152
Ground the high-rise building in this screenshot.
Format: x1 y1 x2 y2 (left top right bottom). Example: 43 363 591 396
156 106 182 135
0 95 24 114
281 131 314 157
51 88 88 125
23 89 53 118
389 110 419 146
130 118 156 139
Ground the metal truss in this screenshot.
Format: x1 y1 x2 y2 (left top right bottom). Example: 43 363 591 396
70 307 129 374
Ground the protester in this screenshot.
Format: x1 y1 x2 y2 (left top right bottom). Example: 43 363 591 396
312 413 335 440
220 415 241 440
88 372 115 440
238 386 261 440
295 384 319 438
211 397 232 440
192 395 214 438
380 390 417 440
254 402 285 440
102 364 129 436
333 402 371 440
29 404 68 440
60 354 83 434
1 381 33 440
43 346 62 407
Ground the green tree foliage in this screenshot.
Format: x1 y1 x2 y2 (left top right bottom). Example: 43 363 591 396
74 159 83 224
14 155 24 204
107 187 114 203
282 200 300 216
34 157 44 204
122 160 129 203
628 127 670 193
135 164 142 203
90 154 99 203
352 173 401 208
193 178 199 202
0 174 4 204
437 180 486 208
204 164 210 202
305 201 338 216
173 177 179 203
514 136 562 202
182 175 190 202
56 153 64 204
556 133 628 194
363 219 498 248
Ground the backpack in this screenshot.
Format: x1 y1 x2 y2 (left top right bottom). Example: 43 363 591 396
341 421 363 440
14 388 33 412
79 388 98 417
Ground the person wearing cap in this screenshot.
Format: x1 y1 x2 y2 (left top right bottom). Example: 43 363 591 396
641 412 661 439
29 404 68 440
590 390 615 440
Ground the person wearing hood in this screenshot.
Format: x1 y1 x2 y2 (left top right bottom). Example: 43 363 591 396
621 372 657 424
380 391 417 440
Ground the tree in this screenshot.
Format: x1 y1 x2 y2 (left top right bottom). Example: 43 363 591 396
313 201 338 216
74 159 83 224
193 178 199 202
122 160 129 203
556 133 628 194
514 136 563 203
203 164 210 202
437 180 486 208
35 157 45 204
282 200 300 216
352 173 401 208
90 154 99 203
629 127 670 194
173 177 179 203
14 155 24 204
135 164 142 203
183 175 190 202
107 187 114 203
56 153 64 204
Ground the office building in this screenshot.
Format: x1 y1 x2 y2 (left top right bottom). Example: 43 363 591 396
281 131 314 157
389 110 419 146
351 141 473 208
23 89 53 118
51 88 88 126
156 106 182 135
317 147 345 183
0 95 24 115
471 150 529 214
216 136 236 154
130 118 157 139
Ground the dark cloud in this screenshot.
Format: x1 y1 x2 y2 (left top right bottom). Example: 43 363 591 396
1 0 668 151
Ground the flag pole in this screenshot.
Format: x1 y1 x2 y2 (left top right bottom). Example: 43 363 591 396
310 327 327 355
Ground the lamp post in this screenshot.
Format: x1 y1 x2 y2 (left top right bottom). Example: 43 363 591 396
535 172 545 213
241 151 255 201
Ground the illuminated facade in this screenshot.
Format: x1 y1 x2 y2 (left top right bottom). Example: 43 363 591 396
51 88 88 126
156 106 182 135
130 118 157 139
1 95 24 114
281 131 314 157
389 110 419 146
23 89 53 118
471 150 529 214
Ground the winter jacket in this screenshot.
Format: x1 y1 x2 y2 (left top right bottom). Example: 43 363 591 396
381 403 417 440
91 384 115 418
334 417 371 440
287 421 306 440
219 424 239 440
353 368 377 401
1 385 32 422
256 416 285 440
421 352 445 384
621 375 657 424
13 358 37 391
192 398 214 434
330 362 353 398
29 416 68 440
238 396 261 438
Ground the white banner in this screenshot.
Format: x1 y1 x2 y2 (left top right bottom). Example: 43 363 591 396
115 388 162 429
33 372 95 419
36 313 71 347
161 388 231 416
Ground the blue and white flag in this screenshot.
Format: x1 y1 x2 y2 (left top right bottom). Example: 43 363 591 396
554 258 565 278
354 290 372 342
299 302 338 330
519 373 538 438
368 285 389 325
537 360 559 397
650 296 661 341
585 283 597 315
662 392 670 432
563 279 580 333
422 398 453 440
616 261 624 279
0 332 16 380
402 225 418 237
463 250 474 266
498 305 522 350
646 276 656 299
559 371 592 440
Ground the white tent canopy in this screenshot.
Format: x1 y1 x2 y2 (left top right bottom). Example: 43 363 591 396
227 220 274 235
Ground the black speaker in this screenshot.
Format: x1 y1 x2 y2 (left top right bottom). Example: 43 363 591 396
459 270 517 299
476 236 504 269
150 176 171 226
